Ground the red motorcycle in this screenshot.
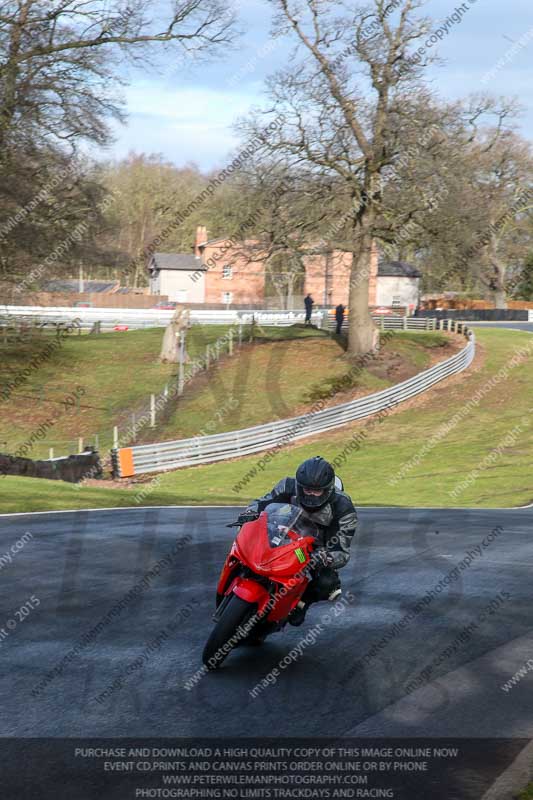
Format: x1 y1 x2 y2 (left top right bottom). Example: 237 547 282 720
202 503 322 669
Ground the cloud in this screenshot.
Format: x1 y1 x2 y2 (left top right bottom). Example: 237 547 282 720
105 0 533 169
109 83 261 168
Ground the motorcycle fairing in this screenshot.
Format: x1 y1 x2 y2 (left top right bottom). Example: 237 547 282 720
235 514 315 578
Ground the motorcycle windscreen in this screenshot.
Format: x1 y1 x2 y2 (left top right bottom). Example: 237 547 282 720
264 502 319 546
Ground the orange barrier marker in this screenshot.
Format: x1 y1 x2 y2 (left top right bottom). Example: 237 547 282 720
118 448 135 477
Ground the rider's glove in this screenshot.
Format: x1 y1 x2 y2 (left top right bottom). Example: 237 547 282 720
237 510 259 525
313 548 332 569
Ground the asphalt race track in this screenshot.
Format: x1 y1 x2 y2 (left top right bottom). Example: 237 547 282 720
1 505 532 741
468 322 533 333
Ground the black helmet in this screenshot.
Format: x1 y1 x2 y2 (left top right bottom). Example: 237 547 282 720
295 456 336 510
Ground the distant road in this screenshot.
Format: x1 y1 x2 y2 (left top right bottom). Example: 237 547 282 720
466 321 533 332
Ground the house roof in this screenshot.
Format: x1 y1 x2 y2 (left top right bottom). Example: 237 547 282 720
150 252 206 271
378 261 422 278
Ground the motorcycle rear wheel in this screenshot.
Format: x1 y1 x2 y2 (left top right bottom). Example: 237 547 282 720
202 595 258 670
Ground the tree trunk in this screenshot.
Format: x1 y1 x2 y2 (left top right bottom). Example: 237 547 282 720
0 2 31 157
493 287 507 310
347 226 378 355
160 324 180 363
134 217 148 289
489 234 507 309
286 277 294 311
160 307 189 362
268 269 286 309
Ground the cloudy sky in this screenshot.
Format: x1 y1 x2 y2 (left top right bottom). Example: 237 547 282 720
106 0 533 170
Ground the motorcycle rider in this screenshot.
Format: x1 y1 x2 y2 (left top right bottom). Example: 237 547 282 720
238 456 357 626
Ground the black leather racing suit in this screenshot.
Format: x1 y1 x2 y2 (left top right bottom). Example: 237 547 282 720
246 477 358 603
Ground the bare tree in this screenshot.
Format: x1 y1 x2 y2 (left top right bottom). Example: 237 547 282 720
464 129 533 308
101 155 209 287
240 0 438 355
0 0 237 155
401 103 533 306
224 160 338 309
0 0 237 281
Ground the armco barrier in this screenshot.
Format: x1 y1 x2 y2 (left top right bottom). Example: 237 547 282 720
112 325 475 477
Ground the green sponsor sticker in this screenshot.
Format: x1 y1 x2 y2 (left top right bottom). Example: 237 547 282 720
295 547 306 563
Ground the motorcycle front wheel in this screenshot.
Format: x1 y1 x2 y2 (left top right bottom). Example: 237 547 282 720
202 595 258 670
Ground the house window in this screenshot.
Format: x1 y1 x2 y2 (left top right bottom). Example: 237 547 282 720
222 264 233 279
222 291 233 305
392 296 401 307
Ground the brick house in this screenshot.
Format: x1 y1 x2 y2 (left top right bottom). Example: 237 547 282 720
303 248 366 307
196 225 266 306
147 227 265 305
148 226 420 310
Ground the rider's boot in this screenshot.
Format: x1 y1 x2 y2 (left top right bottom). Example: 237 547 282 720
288 601 308 627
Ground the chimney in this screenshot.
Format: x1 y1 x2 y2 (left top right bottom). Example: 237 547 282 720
368 240 379 306
194 225 208 259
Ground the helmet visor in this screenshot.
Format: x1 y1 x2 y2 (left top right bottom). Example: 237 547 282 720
298 484 331 508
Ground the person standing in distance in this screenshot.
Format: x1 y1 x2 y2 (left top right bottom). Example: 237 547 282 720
335 303 345 335
304 294 314 325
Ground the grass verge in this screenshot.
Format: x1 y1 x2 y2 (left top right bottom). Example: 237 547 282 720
1 328 532 513
0 323 440 454
0 323 318 457
149 328 445 440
